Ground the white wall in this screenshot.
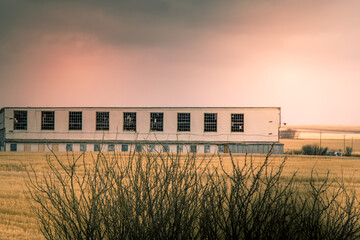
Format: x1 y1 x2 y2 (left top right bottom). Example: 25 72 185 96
4 107 281 143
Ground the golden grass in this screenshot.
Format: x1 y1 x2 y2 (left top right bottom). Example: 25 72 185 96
1 151 360 239
281 138 360 154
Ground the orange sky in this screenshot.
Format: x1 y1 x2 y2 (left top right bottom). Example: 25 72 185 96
0 0 360 125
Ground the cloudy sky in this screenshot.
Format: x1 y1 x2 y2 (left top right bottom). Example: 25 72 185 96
1 0 359 125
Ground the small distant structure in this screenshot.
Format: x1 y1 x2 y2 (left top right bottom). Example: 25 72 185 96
279 128 299 139
0 107 284 154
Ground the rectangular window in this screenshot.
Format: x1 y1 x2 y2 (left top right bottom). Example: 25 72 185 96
41 111 55 130
10 144 17 152
80 144 87 152
177 145 183 153
150 113 164 131
231 113 244 132
190 145 197 153
163 145 169 153
204 113 217 132
14 110 27 130
96 112 109 130
135 144 142 152
218 145 224 153
121 144 128 152
204 145 210 153
108 144 115 151
123 112 136 131
66 144 73 152
149 144 155 152
177 113 190 132
94 144 101 151
69 111 82 130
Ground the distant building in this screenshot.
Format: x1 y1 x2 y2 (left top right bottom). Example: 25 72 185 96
0 107 283 154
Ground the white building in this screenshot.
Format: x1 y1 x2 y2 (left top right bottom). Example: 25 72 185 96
0 107 283 154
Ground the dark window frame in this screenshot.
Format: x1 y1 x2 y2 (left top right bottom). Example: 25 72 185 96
108 144 115 151
150 112 164 132
204 145 210 153
123 112 137 131
204 113 217 132
41 111 55 130
80 144 87 152
10 143 17 152
94 144 101 151
231 113 244 132
177 145 183 153
96 112 109 131
135 144 142 152
69 111 82 130
121 144 128 152
13 110 27 130
177 113 191 132
66 144 73 152
190 145 197 153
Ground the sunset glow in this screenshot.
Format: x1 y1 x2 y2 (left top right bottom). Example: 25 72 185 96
1 0 359 125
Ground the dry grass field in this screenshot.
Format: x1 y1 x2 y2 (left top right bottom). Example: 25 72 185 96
281 138 360 154
281 125 360 154
1 151 360 239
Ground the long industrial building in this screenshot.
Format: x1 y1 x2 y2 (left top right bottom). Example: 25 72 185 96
0 107 283 154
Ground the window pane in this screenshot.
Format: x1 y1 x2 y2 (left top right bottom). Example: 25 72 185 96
204 113 217 132
177 113 190 132
231 113 244 132
94 144 101 151
218 145 224 153
66 144 73 152
177 145 183 153
42 111 55 130
135 144 142 152
69 112 82 130
10 144 17 152
96 112 109 130
108 144 115 151
150 113 164 131
80 144 87 152
123 112 136 131
163 145 169 152
14 111 27 130
190 145 197 153
204 145 210 153
122 144 128 152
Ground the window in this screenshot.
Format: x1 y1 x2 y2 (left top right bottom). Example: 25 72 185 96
149 144 155 152
231 113 244 132
14 110 27 130
177 145 183 153
190 145 197 153
94 144 101 151
204 113 217 132
122 144 128 152
69 112 82 130
108 144 115 151
41 111 55 130
123 112 136 131
96 112 109 130
66 144 73 152
163 145 169 153
135 144 142 152
204 145 210 153
80 144 87 152
150 113 163 131
218 145 224 153
177 113 190 132
10 144 17 152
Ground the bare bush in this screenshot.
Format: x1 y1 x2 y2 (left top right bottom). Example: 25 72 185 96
27 148 360 240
